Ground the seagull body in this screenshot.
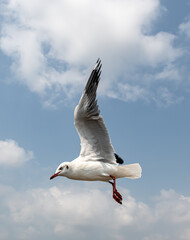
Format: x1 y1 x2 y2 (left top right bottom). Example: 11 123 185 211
54 159 140 182
50 59 142 204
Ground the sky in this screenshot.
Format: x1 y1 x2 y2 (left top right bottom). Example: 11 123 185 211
0 0 190 239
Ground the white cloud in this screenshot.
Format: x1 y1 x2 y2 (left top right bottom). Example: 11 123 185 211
0 0 185 106
0 139 34 166
155 63 181 81
180 228 190 240
0 183 190 240
108 83 149 102
179 20 190 38
154 189 190 223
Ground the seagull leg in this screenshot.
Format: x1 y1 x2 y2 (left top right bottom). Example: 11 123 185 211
109 175 122 204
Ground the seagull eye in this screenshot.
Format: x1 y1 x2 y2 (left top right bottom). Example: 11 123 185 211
59 167 63 171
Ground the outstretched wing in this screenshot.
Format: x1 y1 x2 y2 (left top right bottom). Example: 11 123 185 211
74 59 116 164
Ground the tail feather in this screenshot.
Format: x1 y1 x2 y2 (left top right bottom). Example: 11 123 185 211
117 163 142 179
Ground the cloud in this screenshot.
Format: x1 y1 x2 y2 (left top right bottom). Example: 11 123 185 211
179 19 190 38
0 183 190 240
0 139 34 166
108 83 149 102
0 0 186 106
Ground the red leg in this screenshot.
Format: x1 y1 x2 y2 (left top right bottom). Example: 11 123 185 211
109 175 122 204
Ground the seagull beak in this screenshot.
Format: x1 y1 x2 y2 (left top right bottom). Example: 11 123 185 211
50 171 61 180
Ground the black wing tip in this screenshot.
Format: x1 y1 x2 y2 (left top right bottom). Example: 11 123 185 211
84 59 102 93
96 58 101 64
114 153 124 164
94 58 102 72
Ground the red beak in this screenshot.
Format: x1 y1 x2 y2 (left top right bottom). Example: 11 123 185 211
50 171 61 180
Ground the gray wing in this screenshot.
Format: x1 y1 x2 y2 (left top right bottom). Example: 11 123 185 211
74 59 116 164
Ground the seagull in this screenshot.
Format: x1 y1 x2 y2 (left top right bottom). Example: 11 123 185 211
50 59 142 204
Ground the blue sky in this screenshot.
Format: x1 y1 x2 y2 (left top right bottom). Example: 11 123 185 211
0 0 190 239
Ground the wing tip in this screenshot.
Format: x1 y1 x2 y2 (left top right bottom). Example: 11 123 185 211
114 153 124 164
94 58 102 71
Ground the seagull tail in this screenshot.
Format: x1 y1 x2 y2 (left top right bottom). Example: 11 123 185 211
117 163 142 179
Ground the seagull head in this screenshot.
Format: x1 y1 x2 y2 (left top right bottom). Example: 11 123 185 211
50 162 70 180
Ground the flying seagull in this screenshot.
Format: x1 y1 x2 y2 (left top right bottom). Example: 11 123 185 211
50 59 142 204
